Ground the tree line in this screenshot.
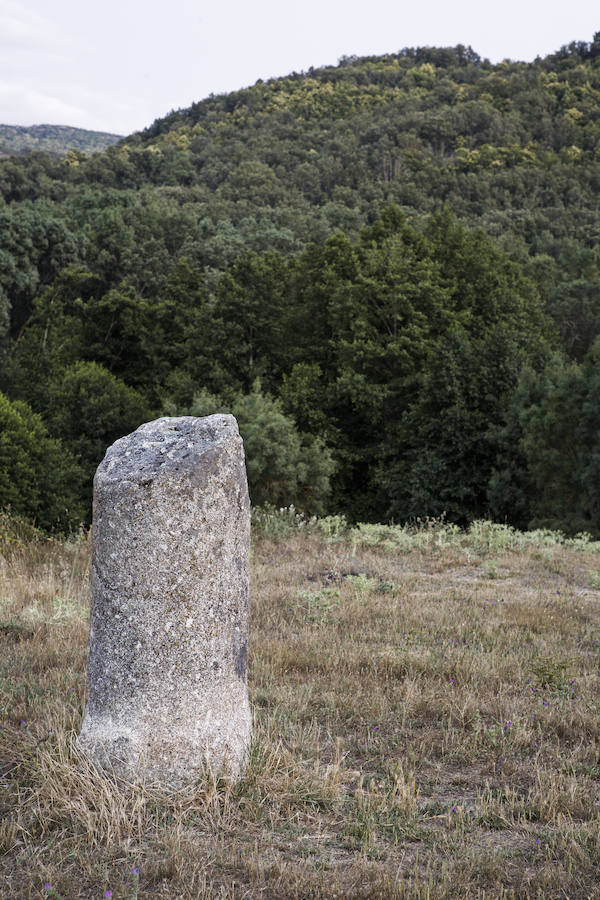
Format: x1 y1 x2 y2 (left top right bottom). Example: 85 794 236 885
1 38 600 533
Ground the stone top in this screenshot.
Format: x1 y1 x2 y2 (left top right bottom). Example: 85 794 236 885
96 414 240 485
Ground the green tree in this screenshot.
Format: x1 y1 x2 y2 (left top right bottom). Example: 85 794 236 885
0 391 83 530
0 287 9 367
368 210 550 523
515 345 600 535
383 325 533 523
48 361 151 513
0 208 80 336
0 267 92 417
212 251 290 391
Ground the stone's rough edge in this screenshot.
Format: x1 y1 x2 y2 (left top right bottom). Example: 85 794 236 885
97 414 241 483
77 414 252 786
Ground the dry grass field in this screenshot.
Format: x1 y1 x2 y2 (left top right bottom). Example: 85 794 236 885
1 510 600 898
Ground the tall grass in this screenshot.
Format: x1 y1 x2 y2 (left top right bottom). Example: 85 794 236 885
1 512 600 897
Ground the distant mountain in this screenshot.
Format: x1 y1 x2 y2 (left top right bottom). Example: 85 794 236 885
0 123 123 157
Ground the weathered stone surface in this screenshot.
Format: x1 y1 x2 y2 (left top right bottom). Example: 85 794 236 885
77 414 251 784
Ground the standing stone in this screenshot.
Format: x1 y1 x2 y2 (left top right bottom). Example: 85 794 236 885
77 415 251 784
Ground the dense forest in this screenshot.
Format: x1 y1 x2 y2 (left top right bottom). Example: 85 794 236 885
0 124 122 158
1 35 600 534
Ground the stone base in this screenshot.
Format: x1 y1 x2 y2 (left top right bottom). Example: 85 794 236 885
77 703 252 785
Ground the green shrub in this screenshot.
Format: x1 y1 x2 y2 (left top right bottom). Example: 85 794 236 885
0 391 84 531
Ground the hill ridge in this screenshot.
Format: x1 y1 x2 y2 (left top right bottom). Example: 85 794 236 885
0 123 123 158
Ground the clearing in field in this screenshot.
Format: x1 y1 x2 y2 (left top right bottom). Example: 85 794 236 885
1 511 600 898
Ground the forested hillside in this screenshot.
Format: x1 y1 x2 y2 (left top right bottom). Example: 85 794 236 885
0 124 122 158
1 36 600 533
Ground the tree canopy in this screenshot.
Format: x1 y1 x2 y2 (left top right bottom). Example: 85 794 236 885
1 37 600 532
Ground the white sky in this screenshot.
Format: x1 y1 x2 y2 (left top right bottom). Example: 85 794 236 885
1 0 598 136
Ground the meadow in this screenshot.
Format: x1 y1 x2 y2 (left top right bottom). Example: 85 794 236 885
1 510 600 898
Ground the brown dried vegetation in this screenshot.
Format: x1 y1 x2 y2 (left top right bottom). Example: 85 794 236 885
1 516 600 898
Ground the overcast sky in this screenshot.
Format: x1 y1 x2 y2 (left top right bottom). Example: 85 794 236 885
1 0 598 136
